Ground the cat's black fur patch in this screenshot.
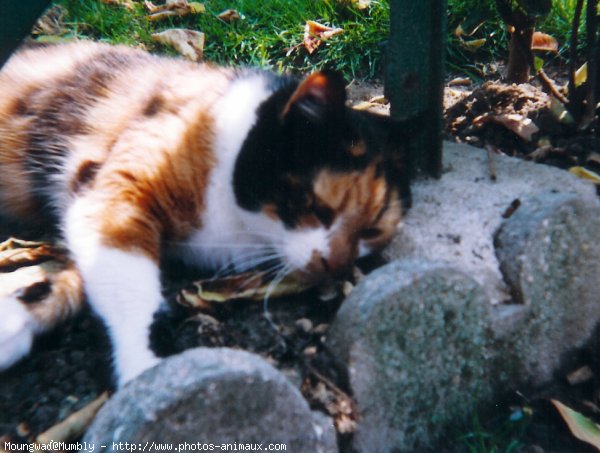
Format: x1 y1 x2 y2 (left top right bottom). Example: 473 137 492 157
233 71 412 226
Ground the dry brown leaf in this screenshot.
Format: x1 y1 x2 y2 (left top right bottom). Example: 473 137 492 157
36 392 109 445
177 271 312 308
367 94 388 104
473 113 539 142
100 0 136 10
337 0 371 10
147 0 205 21
301 368 358 434
531 31 559 52
304 21 343 54
217 9 241 23
0 238 66 273
0 239 69 303
448 77 472 87
353 0 371 9
460 38 486 52
32 4 68 37
352 101 380 111
152 29 205 61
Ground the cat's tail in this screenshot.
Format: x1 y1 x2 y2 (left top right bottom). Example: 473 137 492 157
0 262 84 370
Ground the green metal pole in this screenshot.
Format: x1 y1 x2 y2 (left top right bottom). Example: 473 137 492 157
0 0 51 68
385 0 447 178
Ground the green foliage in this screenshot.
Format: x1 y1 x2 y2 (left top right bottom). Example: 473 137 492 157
456 406 531 453
50 0 583 83
53 0 390 79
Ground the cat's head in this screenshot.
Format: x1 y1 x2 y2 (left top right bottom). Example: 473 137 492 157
233 70 413 284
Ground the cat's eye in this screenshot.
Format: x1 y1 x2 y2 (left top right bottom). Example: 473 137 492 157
359 227 382 240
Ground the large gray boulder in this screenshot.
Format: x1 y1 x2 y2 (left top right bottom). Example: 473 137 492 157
84 348 333 453
385 141 598 305
327 260 493 452
327 142 600 451
493 192 600 385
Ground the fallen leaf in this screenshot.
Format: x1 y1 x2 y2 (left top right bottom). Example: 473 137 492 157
100 0 136 10
473 113 539 141
551 399 600 450
352 101 381 111
460 38 486 52
455 15 486 37
216 9 241 23
36 393 109 445
367 94 388 104
32 4 68 37
550 96 576 124
301 367 358 434
147 0 205 21
575 62 588 88
353 0 371 9
304 21 343 54
531 31 558 52
352 95 388 112
152 29 205 61
569 166 600 185
337 0 371 10
448 77 472 86
0 238 66 273
177 271 312 309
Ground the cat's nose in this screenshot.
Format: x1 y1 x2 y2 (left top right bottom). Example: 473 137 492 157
318 251 353 280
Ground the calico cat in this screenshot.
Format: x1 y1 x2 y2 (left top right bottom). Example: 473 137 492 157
0 41 411 387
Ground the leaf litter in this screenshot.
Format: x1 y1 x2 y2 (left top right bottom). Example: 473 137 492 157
0 236 359 447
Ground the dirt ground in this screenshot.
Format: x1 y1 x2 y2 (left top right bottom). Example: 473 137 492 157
1 75 600 452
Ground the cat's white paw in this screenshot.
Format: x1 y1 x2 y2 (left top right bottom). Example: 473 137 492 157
0 296 35 370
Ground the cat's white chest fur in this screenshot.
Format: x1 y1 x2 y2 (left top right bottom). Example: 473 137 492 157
178 74 330 274
177 75 275 270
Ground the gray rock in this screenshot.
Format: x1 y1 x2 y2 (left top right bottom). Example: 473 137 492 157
326 260 493 452
385 141 598 305
327 143 600 451
311 411 338 453
84 348 329 453
493 192 600 385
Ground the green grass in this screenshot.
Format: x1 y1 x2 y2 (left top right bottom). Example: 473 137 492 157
457 410 531 453
53 0 390 79
50 0 583 80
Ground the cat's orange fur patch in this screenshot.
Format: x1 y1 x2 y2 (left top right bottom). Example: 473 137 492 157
313 162 401 254
0 42 233 261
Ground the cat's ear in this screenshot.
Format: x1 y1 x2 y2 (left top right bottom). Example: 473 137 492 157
281 70 346 122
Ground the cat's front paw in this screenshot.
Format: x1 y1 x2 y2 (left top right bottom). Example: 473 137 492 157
0 296 35 370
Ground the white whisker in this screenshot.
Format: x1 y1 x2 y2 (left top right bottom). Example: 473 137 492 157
262 264 293 331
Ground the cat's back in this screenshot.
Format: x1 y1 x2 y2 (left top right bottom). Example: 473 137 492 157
0 41 234 225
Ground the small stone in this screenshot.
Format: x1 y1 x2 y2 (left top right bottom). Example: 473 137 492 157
311 411 338 453
342 281 354 297
295 318 313 333
303 346 318 357
313 323 330 335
